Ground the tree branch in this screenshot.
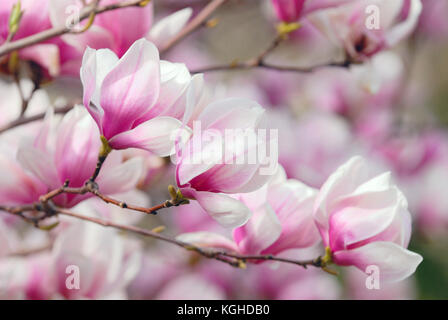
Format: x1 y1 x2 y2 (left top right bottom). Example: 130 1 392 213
0 203 326 271
0 105 74 135
0 0 150 58
160 0 229 54
191 60 352 74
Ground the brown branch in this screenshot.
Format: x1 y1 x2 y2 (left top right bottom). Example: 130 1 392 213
190 28 353 75
38 179 185 216
0 203 325 270
0 0 150 58
191 58 352 74
0 105 74 135
160 0 229 55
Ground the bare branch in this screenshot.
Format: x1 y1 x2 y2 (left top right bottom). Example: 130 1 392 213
0 203 326 271
160 0 229 54
0 105 74 134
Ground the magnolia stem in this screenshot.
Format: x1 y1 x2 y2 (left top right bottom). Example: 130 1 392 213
0 203 326 271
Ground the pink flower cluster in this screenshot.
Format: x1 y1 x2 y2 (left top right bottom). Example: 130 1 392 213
2 0 445 301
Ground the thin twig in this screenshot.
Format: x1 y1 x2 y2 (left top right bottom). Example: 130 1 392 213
0 105 74 134
191 58 352 74
0 0 150 58
160 0 229 54
0 204 325 270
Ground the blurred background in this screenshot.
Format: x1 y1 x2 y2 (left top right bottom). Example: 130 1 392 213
147 0 448 299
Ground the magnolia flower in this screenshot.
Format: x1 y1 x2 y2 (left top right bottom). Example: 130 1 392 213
177 166 319 255
309 0 423 61
175 98 277 227
81 39 196 156
50 1 192 76
270 0 356 23
52 220 142 299
0 220 142 299
313 156 423 282
0 0 65 76
17 107 143 207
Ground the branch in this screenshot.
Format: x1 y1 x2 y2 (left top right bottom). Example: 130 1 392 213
0 0 150 58
0 105 74 135
38 180 186 216
190 30 353 74
160 0 229 54
191 60 352 74
0 203 327 271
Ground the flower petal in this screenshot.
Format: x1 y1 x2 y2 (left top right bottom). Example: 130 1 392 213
176 231 239 252
191 191 252 228
108 116 187 156
100 39 160 138
333 241 423 283
234 204 282 254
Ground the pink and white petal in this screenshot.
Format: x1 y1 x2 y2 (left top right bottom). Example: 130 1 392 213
234 204 282 255
386 0 423 46
328 187 403 251
96 157 144 195
313 156 370 243
95 0 154 57
198 98 265 132
108 117 186 156
134 61 191 125
80 47 118 128
176 231 239 252
175 132 225 187
17 147 60 190
100 39 160 138
333 242 423 283
148 8 193 48
193 191 252 228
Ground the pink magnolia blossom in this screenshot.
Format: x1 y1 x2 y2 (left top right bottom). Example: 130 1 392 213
16 106 143 207
177 166 320 256
308 0 423 61
50 1 192 76
0 220 142 299
313 156 423 282
0 0 67 76
80 38 195 156
175 98 277 227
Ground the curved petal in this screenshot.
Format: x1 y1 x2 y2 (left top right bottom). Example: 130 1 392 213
17 147 59 190
176 231 239 252
100 39 160 138
313 156 371 244
386 0 423 45
96 157 144 195
108 116 187 156
333 242 423 283
198 98 265 132
80 47 118 129
191 191 252 228
234 204 282 255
